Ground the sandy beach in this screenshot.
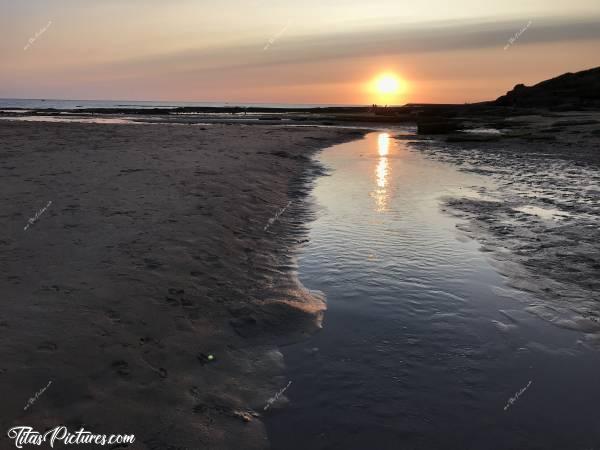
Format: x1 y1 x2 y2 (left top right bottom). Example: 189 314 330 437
3 0 600 446
0 121 364 449
1 107 600 448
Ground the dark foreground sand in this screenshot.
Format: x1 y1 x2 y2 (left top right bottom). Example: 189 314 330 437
0 121 364 448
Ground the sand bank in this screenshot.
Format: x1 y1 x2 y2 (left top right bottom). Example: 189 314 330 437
0 121 364 449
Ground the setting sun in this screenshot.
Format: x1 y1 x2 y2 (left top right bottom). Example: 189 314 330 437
375 74 400 94
368 72 406 104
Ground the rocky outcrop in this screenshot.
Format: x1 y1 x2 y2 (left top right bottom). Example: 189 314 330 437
495 66 600 109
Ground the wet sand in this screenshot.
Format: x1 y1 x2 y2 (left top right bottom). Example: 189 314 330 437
0 121 364 448
406 112 600 346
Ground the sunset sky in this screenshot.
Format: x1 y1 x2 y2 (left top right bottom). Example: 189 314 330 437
1 0 599 105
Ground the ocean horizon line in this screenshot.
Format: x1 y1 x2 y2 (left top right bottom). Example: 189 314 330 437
0 98 376 110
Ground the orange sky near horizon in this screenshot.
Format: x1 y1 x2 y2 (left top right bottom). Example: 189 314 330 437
1 0 600 105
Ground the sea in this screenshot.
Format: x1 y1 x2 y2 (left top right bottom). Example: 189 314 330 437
0 98 357 110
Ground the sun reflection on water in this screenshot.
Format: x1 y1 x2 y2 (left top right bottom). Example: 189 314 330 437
378 133 389 156
376 158 388 188
374 132 390 212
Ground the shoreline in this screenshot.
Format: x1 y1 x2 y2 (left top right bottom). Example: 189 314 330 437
3 105 599 445
404 114 600 345
0 120 366 448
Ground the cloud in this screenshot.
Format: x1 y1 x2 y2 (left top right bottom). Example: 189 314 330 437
100 15 600 75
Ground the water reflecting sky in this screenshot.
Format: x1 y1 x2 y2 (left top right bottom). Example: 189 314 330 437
267 132 600 450
374 132 390 212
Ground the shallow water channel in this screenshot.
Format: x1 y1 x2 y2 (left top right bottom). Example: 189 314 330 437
265 131 600 450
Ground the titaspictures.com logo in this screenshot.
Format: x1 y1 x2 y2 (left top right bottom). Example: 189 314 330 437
7 426 135 448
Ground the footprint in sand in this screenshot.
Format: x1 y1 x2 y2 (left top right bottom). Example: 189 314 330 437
143 258 163 270
166 288 195 308
168 288 184 295
105 309 121 323
37 341 58 352
164 296 179 306
111 360 130 377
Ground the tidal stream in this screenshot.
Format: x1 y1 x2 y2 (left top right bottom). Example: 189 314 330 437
266 132 600 450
